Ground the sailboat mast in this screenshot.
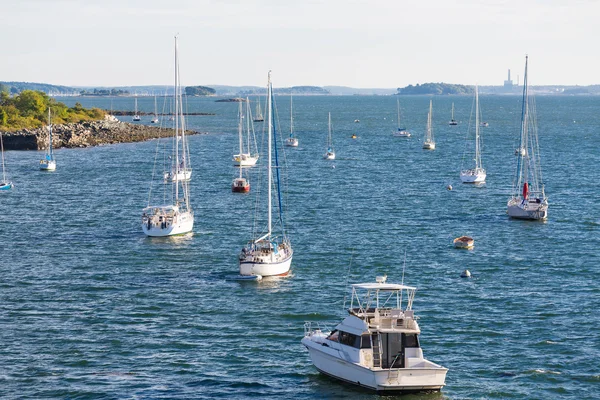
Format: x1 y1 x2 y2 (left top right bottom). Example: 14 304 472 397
246 97 251 153
267 72 272 238
174 35 180 200
238 101 243 179
48 108 53 158
0 133 6 182
516 55 529 196
328 112 331 147
475 85 480 169
290 94 293 138
428 100 433 140
397 99 400 130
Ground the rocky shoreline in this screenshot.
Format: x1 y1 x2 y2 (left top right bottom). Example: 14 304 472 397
1 116 201 150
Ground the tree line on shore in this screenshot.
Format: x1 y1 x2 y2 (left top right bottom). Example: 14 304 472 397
0 90 104 131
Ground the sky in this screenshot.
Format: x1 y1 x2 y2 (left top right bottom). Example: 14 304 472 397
2 0 599 88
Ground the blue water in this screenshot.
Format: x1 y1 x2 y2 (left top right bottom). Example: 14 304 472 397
1 94 599 399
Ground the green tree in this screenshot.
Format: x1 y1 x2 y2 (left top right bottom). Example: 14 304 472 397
0 109 7 126
14 90 48 117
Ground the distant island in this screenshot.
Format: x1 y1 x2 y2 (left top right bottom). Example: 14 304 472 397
4 81 600 97
397 83 474 95
185 86 216 96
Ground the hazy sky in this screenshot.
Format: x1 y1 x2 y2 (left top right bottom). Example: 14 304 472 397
2 0 598 88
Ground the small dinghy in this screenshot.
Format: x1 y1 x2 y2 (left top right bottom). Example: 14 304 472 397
453 236 474 249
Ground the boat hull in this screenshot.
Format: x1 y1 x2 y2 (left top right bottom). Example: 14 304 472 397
286 138 299 147
507 199 548 220
460 169 486 183
0 182 13 190
423 142 435 150
164 169 192 182
142 211 194 237
302 338 446 393
232 178 250 193
324 152 335 160
239 253 292 277
393 131 411 137
233 154 259 167
40 160 56 171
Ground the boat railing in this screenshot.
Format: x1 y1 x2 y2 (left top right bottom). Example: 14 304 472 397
303 321 330 337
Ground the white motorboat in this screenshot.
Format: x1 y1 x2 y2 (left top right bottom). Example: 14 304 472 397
142 35 194 237
323 112 336 159
393 99 411 137
422 100 435 150
238 71 293 278
507 56 548 220
460 85 486 183
302 275 448 394
39 108 57 171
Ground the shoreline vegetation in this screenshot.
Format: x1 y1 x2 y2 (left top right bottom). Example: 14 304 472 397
0 90 201 150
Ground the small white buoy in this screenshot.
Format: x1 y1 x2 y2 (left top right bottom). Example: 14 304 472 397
447 184 453 191
332 165 336 169
460 269 471 278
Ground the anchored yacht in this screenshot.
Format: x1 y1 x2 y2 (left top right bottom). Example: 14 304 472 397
302 276 447 394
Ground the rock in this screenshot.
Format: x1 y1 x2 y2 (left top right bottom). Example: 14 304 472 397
1 120 201 150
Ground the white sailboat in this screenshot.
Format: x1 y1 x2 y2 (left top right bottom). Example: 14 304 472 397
323 112 335 159
233 98 259 167
253 97 264 122
0 132 12 190
507 55 548 220
448 102 458 125
422 100 435 150
460 85 486 183
393 99 411 137
39 108 57 171
142 35 194 237
151 96 159 123
133 97 141 121
286 94 299 147
238 71 293 278
302 275 448 393
232 100 251 193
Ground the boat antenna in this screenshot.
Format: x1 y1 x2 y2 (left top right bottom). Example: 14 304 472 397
401 249 407 286
342 248 355 311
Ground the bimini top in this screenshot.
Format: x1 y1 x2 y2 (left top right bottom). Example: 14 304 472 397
350 276 417 312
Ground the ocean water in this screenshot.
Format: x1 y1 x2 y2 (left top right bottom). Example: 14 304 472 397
1 93 599 399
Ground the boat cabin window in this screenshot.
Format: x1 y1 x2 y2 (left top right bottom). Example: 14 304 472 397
338 331 361 348
404 333 420 348
360 334 371 349
326 330 339 342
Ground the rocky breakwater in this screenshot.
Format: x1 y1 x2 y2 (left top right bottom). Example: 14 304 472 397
2 116 200 150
